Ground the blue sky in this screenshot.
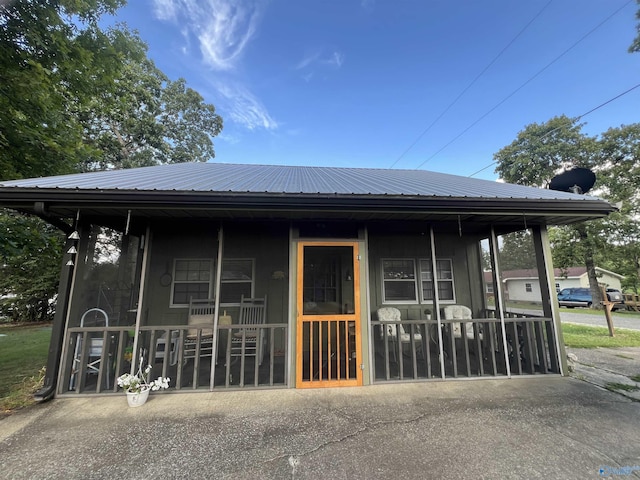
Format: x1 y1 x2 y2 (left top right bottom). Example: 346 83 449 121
107 0 639 180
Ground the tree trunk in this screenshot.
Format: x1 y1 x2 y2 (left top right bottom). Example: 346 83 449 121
577 225 603 309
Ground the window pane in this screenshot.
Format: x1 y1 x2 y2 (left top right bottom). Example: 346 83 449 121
223 259 253 280
422 282 434 300
383 260 415 280
437 281 454 301
220 283 252 304
173 283 209 304
384 281 416 301
436 260 452 280
420 259 433 281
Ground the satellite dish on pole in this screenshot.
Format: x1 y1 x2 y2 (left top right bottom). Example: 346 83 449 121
549 167 596 194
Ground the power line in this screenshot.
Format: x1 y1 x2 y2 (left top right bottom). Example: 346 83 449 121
467 81 640 178
388 0 554 169
413 0 634 171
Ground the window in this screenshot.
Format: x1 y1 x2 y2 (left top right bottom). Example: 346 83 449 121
486 284 494 294
382 259 418 303
221 259 254 304
420 259 455 302
171 259 213 306
525 283 532 293
171 258 255 306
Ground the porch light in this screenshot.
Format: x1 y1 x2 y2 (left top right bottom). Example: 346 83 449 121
68 231 80 240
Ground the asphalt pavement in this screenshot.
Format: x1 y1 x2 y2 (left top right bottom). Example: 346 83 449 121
1 309 639 479
2 375 640 479
561 310 640 331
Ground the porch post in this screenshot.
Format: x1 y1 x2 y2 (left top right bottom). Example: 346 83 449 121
364 226 374 385
532 225 566 375
209 224 224 390
287 224 295 387
490 227 511 378
429 226 446 379
130 225 151 374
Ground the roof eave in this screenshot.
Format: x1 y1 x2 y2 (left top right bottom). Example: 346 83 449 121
0 188 616 221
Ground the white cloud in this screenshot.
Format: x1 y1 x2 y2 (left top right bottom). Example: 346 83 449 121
294 49 345 79
151 0 179 22
295 51 321 70
152 0 263 71
324 51 344 68
216 82 278 131
152 0 276 131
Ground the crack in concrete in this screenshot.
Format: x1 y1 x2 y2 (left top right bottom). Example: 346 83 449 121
261 411 429 468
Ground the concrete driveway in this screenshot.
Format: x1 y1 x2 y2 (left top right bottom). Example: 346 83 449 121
1 377 640 479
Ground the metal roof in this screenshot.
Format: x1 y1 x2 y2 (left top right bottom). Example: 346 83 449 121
0 162 603 201
0 162 616 230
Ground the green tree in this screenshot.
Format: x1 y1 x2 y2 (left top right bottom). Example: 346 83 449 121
629 0 640 53
497 230 537 271
0 211 64 322
81 56 222 171
0 0 134 180
0 1 223 322
597 124 640 292
493 116 607 307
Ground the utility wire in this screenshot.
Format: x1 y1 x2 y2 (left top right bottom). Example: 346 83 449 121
388 0 554 169
467 81 640 178
413 0 633 171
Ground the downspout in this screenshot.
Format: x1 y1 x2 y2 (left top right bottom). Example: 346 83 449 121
33 233 77 402
209 224 224 390
32 202 73 235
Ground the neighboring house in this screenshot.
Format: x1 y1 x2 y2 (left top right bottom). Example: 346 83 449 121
497 267 624 303
0 163 615 399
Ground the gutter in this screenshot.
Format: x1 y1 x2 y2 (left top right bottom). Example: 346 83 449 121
0 189 617 218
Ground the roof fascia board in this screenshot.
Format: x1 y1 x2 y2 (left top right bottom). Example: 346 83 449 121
0 189 616 217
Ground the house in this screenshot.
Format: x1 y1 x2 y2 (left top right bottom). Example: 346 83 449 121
0 162 616 398
496 267 624 304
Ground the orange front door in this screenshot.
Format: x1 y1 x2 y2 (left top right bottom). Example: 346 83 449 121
296 242 362 388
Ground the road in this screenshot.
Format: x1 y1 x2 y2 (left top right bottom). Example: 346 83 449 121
560 310 640 330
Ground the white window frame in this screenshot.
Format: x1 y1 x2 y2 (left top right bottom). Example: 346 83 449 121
419 258 456 304
170 258 215 307
525 283 533 293
381 258 419 304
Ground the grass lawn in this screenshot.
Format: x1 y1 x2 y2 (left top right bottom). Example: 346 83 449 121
561 323 640 348
0 323 51 415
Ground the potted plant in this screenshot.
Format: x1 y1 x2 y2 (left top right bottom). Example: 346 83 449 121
117 357 170 407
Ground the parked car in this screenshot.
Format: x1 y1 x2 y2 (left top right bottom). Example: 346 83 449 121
557 287 625 310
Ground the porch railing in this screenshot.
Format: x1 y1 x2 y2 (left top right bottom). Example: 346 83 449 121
371 313 560 383
60 324 288 394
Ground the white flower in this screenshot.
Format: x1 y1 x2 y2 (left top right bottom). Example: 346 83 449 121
117 358 170 394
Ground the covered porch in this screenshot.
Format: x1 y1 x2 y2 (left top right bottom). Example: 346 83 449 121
58 216 563 395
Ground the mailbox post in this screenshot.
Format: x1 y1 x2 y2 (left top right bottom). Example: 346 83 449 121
600 285 615 337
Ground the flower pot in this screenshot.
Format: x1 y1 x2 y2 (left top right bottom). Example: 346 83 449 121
126 387 150 407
